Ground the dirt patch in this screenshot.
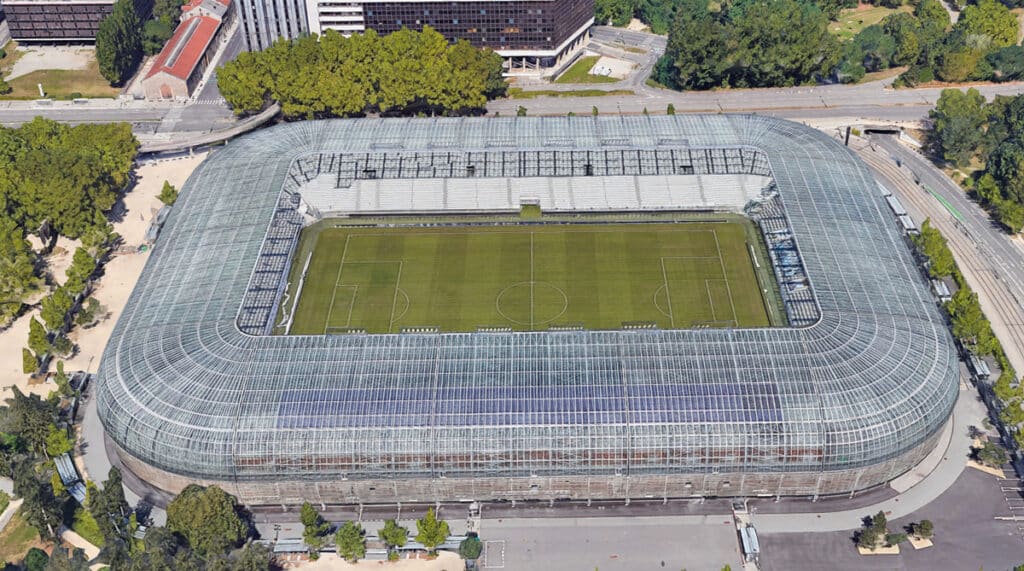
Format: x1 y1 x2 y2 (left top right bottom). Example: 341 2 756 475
0 153 209 399
6 46 91 81
0 511 47 566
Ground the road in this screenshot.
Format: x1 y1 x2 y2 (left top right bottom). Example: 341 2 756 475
853 134 1024 375
490 78 1024 120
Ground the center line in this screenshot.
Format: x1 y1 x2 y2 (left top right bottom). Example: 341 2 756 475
530 232 535 329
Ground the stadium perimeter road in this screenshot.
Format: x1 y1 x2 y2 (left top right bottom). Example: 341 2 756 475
758 468 1024 571
854 134 1024 375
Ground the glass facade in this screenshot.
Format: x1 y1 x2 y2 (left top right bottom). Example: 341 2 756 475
4 0 153 40
362 0 592 51
97 116 959 503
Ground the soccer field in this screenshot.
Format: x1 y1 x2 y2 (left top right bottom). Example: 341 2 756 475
286 222 772 334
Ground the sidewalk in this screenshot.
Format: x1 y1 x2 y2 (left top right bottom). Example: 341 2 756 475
0 499 24 534
482 389 984 535
60 526 100 560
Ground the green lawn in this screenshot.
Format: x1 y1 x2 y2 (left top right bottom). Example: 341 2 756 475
4 60 120 100
287 222 770 334
71 506 104 547
0 511 44 565
555 56 620 84
830 5 911 41
506 87 635 99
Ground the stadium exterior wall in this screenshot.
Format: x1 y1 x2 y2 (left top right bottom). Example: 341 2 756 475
114 424 944 504
97 115 960 506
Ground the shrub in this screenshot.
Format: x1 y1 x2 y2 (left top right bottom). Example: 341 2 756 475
24 547 48 571
976 440 1009 467
158 181 178 205
885 532 907 546
912 519 934 539
22 348 38 374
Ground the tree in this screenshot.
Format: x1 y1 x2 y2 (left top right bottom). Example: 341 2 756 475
25 547 48 571
415 508 449 554
6 387 57 455
216 52 271 116
96 0 143 86
976 440 1009 467
14 462 63 540
40 288 73 332
660 0 839 90
990 140 1024 204
379 519 408 552
23 348 38 374
151 0 184 23
911 519 934 539
50 335 73 358
955 0 1019 50
667 103 676 115
43 546 90 571
300 502 330 556
50 471 66 497
929 88 987 167
915 0 951 43
157 181 178 206
28 317 49 357
52 361 71 397
988 46 1024 81
334 521 366 562
947 287 996 353
885 532 907 546
883 12 921 66
914 218 956 277
459 535 482 560
143 19 175 55
0 215 42 325
45 425 73 457
75 298 104 328
231 542 273 571
516 106 527 117
167 485 248 556
65 248 97 296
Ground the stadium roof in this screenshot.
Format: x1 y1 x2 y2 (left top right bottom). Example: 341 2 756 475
97 116 958 489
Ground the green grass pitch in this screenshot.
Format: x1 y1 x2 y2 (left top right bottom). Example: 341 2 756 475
287 222 771 334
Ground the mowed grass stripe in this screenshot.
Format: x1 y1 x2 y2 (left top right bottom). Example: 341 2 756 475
288 223 770 334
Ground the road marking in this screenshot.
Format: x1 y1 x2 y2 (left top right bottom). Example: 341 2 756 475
659 258 676 328
324 235 353 334
483 540 505 568
712 229 739 324
387 261 405 333
705 279 717 321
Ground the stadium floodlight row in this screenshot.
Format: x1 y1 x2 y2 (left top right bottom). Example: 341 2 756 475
97 115 959 505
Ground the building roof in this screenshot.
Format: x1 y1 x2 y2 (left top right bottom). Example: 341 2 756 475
97 116 958 488
182 0 229 11
144 14 219 82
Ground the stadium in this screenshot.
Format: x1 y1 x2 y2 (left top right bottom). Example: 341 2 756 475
97 115 959 506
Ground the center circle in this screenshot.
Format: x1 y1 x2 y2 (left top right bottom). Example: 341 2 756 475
496 281 569 327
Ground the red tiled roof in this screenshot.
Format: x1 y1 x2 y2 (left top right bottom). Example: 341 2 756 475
181 0 229 14
145 15 220 81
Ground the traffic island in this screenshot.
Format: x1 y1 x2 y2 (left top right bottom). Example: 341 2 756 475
909 536 934 550
857 543 900 555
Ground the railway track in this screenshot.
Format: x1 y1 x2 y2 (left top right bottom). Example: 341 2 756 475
853 139 1024 374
